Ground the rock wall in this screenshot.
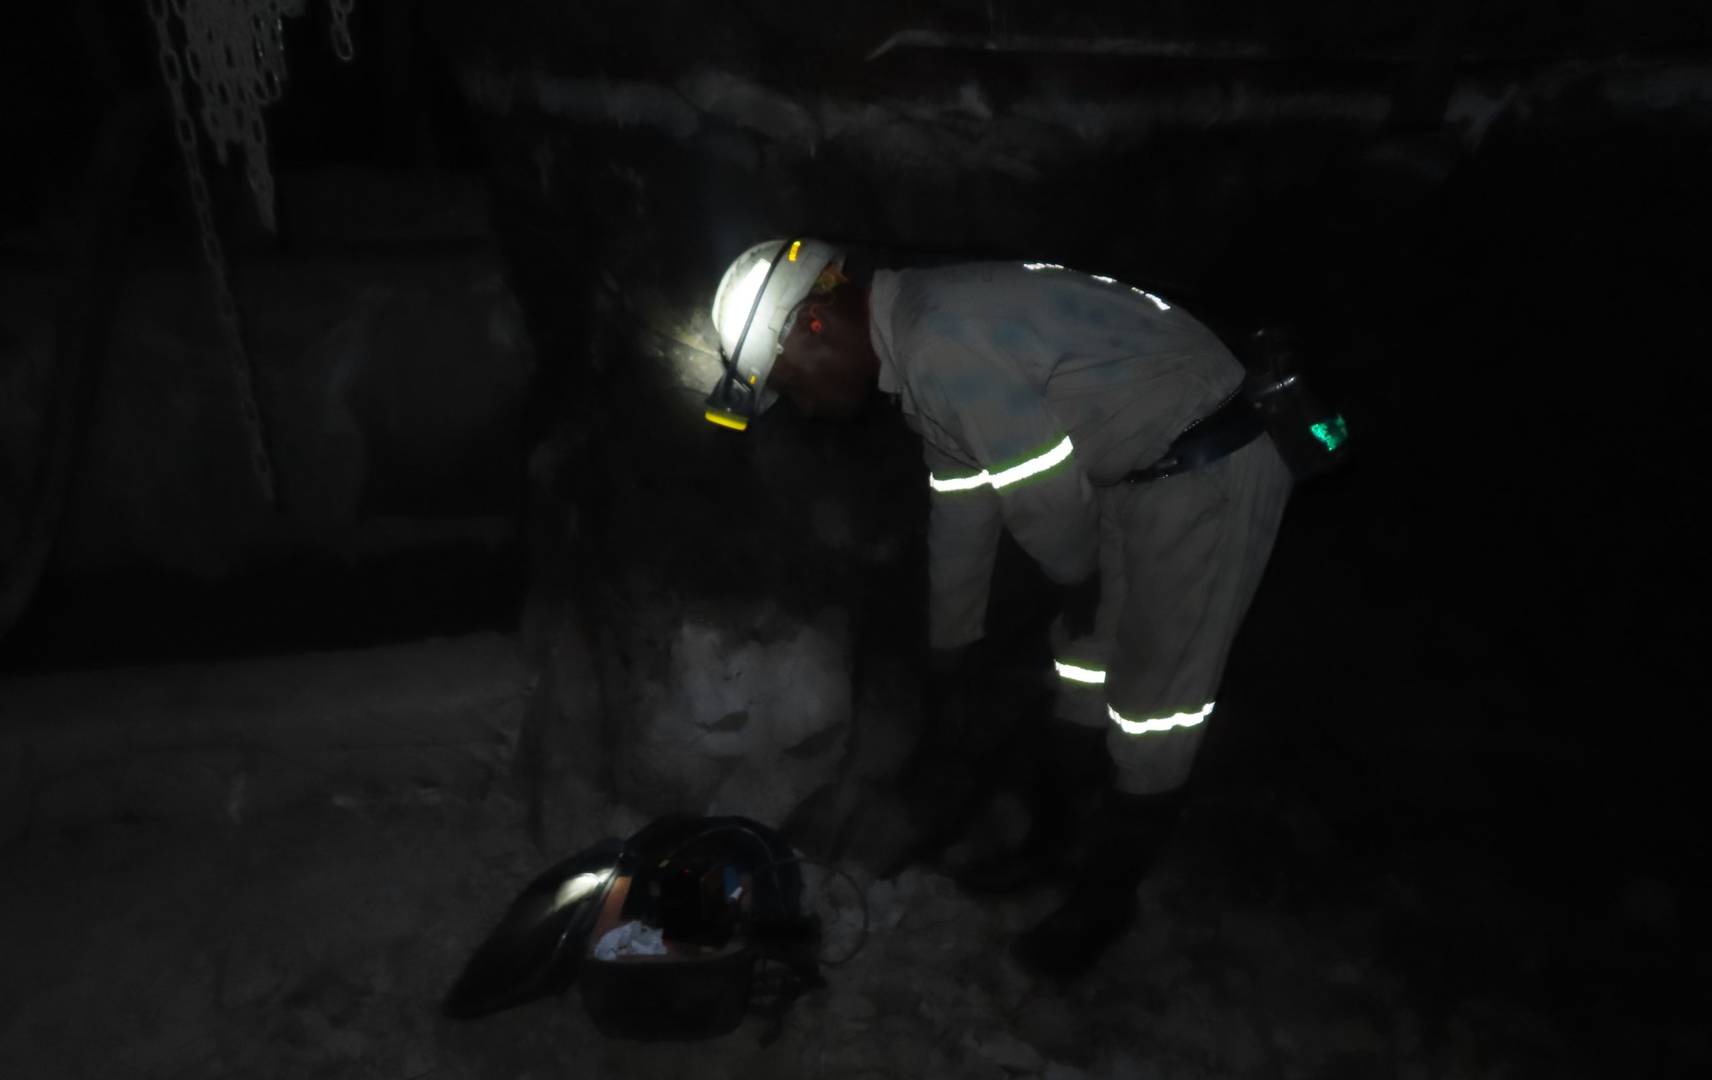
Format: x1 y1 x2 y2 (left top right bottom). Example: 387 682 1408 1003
467 27 1712 837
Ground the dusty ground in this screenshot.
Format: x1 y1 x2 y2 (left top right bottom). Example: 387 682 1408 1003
0 755 1572 1080
1 612 1699 1079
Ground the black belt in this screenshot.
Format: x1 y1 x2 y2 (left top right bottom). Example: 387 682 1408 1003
1124 387 1265 484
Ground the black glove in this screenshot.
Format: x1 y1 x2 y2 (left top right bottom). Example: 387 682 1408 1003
1058 571 1101 640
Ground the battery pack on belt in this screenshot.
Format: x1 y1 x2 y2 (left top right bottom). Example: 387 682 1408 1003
1124 388 1265 485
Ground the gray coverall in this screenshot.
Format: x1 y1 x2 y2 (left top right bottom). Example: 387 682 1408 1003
867 262 1294 795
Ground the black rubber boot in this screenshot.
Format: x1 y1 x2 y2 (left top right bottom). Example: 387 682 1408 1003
1010 788 1184 979
954 722 1111 896
885 755 986 875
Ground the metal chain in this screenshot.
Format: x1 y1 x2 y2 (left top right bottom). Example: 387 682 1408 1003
142 0 355 506
147 0 278 505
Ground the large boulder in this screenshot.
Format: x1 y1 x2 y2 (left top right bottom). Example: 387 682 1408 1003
618 605 852 824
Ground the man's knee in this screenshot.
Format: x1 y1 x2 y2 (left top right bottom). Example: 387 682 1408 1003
1103 702 1213 794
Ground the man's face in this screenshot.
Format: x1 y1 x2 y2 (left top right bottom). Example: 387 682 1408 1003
772 297 875 419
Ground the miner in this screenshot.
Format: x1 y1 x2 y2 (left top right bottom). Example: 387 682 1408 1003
704 239 1294 976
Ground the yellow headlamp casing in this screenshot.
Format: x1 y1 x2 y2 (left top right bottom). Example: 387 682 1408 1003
703 366 757 432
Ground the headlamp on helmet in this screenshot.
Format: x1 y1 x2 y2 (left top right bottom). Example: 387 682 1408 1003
705 238 846 430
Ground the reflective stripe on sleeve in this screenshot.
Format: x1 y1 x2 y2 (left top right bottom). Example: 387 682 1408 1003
1107 702 1214 735
929 436 1076 494
927 469 990 493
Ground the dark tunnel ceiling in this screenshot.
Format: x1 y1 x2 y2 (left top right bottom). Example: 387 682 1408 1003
7 0 1709 192
426 0 1712 80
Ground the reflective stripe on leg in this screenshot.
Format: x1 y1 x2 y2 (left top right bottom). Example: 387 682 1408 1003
1107 702 1215 736
1054 659 1106 685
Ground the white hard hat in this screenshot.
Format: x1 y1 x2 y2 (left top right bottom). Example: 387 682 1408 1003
705 238 845 430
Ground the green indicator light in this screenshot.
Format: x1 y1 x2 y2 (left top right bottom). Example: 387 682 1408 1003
1310 415 1349 452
